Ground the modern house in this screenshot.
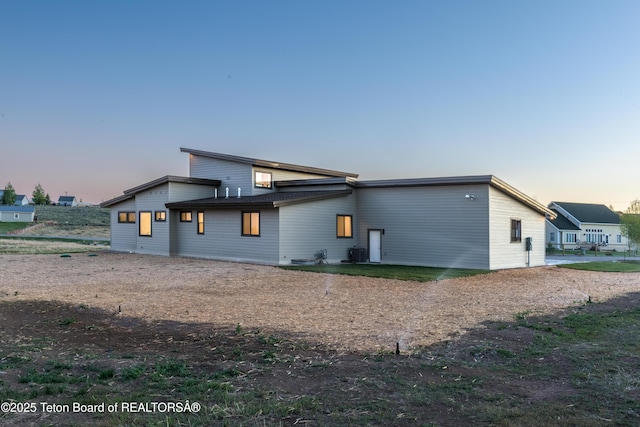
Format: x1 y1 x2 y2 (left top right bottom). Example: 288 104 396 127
0 206 35 222
546 201 627 251
58 196 78 206
101 147 555 270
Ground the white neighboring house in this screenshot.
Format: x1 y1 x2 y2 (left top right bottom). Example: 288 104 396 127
546 201 627 251
0 192 29 206
101 147 555 270
58 196 78 206
0 206 35 222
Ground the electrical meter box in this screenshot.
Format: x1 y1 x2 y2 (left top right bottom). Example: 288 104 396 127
525 237 532 251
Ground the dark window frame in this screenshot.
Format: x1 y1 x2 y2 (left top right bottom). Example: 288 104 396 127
118 211 136 223
180 211 192 222
510 219 522 243
197 211 205 235
155 211 167 222
254 171 272 189
336 214 353 238
139 211 152 237
241 211 261 237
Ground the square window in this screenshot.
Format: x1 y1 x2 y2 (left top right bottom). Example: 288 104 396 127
255 171 272 189
180 211 192 222
155 211 166 221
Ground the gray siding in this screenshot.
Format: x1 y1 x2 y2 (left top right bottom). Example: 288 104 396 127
252 167 329 195
488 187 546 269
134 184 171 255
172 208 279 264
109 199 137 252
278 194 357 264
189 156 253 195
356 185 491 269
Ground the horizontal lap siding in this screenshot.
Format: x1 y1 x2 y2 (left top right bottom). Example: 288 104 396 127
135 184 171 255
172 208 279 264
356 185 490 269
189 156 252 194
489 187 546 269
109 199 136 252
278 194 357 264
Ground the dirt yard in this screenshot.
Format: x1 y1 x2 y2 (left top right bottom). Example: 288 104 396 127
2 252 639 353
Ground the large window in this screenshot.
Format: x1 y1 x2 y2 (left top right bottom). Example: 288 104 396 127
180 211 192 222
565 233 577 243
139 211 152 237
337 215 353 238
255 171 272 189
197 211 205 235
242 211 260 236
510 219 521 242
118 211 136 223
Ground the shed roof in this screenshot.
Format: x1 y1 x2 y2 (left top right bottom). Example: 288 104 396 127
100 175 221 208
0 206 35 213
181 147 359 179
165 190 353 210
551 202 620 224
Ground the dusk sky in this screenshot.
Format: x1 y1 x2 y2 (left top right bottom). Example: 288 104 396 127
1 1 638 209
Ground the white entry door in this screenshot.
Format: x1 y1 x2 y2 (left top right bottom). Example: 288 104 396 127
369 230 381 263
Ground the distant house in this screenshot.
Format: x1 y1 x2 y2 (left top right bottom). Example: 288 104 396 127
0 191 29 206
14 195 29 206
0 206 35 222
546 202 627 250
58 196 78 206
101 147 554 270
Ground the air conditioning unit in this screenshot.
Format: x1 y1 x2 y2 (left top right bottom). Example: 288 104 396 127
348 248 367 263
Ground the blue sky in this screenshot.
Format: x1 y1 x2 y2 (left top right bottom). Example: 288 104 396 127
1 0 638 209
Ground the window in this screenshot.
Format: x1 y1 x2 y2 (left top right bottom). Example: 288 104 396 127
139 211 152 237
242 211 260 236
565 233 577 243
14 213 19 220
155 211 166 221
118 211 136 223
510 219 521 242
180 211 192 222
549 232 556 242
617 234 622 244
197 211 205 235
336 215 353 238
255 171 272 189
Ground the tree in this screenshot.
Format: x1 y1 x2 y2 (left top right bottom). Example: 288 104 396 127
620 199 640 250
32 183 47 205
2 182 16 205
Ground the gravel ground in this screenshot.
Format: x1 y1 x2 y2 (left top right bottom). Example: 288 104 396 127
2 252 639 353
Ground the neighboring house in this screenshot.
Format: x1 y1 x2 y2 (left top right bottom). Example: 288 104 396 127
58 196 78 206
14 195 29 206
0 191 29 206
546 202 627 251
0 206 35 222
101 147 555 270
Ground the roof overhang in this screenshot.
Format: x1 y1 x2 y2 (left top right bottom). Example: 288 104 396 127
181 147 359 178
165 190 353 210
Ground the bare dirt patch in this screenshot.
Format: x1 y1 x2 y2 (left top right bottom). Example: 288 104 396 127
2 252 639 353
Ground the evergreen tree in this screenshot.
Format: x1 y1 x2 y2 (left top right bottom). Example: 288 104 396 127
2 182 16 205
32 183 47 205
45 193 51 205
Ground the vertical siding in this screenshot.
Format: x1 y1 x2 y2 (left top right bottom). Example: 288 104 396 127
278 194 357 264
356 185 490 269
109 199 137 252
488 187 546 269
172 208 280 264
